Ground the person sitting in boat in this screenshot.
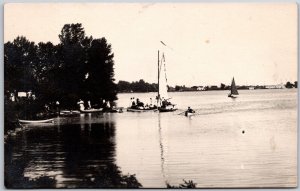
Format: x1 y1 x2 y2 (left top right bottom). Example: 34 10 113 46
187 107 195 113
144 104 149 109
161 99 168 108
149 98 157 109
131 100 136 106
185 106 195 116
136 98 144 107
130 97 137 109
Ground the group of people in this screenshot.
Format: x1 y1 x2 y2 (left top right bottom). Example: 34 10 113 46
77 99 111 111
161 99 173 108
130 98 157 109
130 97 195 115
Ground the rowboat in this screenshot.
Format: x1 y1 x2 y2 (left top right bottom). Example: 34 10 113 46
185 112 194 117
19 118 54 124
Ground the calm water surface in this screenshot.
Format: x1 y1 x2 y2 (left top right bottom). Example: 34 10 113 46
5 89 297 188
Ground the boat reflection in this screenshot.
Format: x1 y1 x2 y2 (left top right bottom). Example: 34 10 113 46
158 114 166 185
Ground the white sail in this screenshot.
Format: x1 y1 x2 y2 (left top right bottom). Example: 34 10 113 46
158 53 169 105
231 77 239 95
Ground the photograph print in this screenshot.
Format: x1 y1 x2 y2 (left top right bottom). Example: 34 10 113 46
4 3 297 188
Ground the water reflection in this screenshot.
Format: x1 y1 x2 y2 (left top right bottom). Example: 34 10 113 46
5 116 141 188
158 114 166 185
5 90 297 188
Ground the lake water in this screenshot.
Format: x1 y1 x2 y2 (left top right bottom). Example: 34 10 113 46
5 89 297 188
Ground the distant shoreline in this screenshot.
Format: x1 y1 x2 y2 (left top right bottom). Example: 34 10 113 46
117 88 296 94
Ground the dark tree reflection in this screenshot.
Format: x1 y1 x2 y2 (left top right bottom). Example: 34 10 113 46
5 121 142 188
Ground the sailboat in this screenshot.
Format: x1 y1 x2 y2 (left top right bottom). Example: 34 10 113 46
157 51 177 112
228 77 239 98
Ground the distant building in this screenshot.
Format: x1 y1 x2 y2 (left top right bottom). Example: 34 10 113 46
17 90 36 99
17 92 27 97
196 86 205 91
265 84 285 89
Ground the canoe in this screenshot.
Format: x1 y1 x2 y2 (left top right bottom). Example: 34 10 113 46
60 110 80 116
80 108 103 113
60 110 80 114
19 118 54 124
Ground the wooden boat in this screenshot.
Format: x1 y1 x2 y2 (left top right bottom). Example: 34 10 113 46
19 118 54 124
80 108 103 113
228 77 239 98
158 105 177 112
127 107 157 112
107 107 124 113
185 112 194 117
156 49 177 112
184 107 196 117
60 110 80 116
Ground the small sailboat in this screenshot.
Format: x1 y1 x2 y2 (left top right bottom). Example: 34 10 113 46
157 51 177 112
228 77 239 98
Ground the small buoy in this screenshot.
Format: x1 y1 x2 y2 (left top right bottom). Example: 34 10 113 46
242 130 245 134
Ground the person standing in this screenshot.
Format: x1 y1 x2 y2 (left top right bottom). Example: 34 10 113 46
56 101 60 116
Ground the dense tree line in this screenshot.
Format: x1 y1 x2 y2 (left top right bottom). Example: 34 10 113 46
117 79 158 93
5 23 117 111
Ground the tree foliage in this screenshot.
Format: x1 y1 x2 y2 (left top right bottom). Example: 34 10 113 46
117 79 158 93
85 38 117 104
4 37 37 94
285 81 294 89
4 23 117 110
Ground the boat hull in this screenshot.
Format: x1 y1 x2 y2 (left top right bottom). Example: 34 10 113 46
60 110 80 116
228 95 238 98
158 107 178 112
127 108 158 112
185 112 194 117
19 118 54 124
80 108 103 113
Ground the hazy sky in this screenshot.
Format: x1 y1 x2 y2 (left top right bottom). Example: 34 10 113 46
4 3 297 86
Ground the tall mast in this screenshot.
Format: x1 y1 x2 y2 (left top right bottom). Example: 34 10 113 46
157 50 160 106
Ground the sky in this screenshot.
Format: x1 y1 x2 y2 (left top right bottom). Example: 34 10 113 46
4 3 297 86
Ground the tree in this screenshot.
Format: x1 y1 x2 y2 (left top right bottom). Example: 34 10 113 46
5 23 118 111
58 23 92 108
35 42 61 104
85 38 117 104
117 81 131 92
285 81 294 88
220 83 226 90
4 36 37 94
